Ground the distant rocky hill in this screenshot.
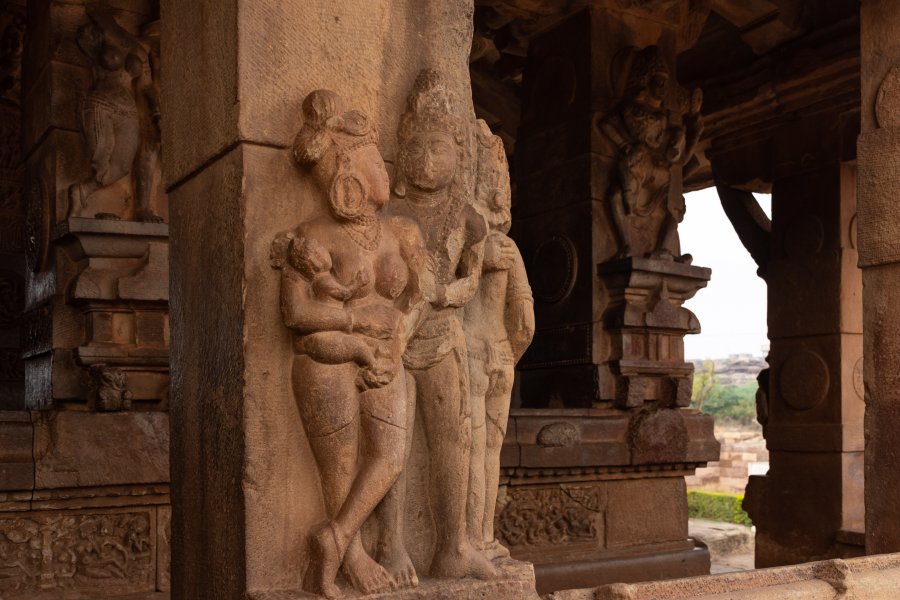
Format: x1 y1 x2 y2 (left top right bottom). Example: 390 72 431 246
693 354 767 387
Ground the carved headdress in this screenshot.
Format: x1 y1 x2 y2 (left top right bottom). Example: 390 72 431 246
293 89 379 220
394 69 472 198
397 69 465 143
626 46 669 97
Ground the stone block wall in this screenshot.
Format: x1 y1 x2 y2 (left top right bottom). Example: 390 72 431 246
686 428 769 495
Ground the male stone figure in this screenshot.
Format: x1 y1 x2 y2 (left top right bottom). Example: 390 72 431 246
465 121 534 558
383 69 495 580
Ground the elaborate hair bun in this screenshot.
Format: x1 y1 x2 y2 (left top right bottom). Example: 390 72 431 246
293 90 377 171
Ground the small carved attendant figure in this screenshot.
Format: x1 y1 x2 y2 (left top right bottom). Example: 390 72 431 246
271 89 431 598
384 69 494 581
69 8 163 222
465 121 534 559
600 45 703 260
69 12 141 219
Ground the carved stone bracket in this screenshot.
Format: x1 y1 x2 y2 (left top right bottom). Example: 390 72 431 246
596 257 710 409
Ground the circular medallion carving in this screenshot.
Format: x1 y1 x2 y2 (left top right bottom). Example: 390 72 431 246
853 357 864 401
531 234 577 304
779 350 829 411
783 214 824 260
877 65 900 129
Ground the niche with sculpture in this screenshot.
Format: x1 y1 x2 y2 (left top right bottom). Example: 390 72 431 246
599 45 703 261
69 6 164 222
270 69 534 598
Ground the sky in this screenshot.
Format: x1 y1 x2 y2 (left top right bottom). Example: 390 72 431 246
680 188 771 360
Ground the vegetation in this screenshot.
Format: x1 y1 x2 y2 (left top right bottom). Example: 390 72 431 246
687 491 752 525
691 361 758 426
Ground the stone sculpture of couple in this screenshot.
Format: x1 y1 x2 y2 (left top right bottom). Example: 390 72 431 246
270 69 534 599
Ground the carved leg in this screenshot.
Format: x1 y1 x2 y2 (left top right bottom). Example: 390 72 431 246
481 365 514 559
336 374 408 595
609 187 633 258
293 358 359 598
103 114 140 186
466 352 489 551
375 369 418 589
135 139 163 222
81 102 116 185
417 353 496 580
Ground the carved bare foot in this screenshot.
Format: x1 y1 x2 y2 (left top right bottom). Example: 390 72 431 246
430 542 497 581
342 541 393 595
302 523 342 599
483 539 510 560
379 540 418 590
135 209 164 223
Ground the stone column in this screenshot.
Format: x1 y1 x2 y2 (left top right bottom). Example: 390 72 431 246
163 2 540 598
504 4 719 593
859 0 900 555
741 144 864 566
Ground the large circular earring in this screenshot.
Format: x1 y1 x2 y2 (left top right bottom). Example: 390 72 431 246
330 172 368 221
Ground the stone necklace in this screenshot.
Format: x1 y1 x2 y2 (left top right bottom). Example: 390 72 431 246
342 214 382 252
405 191 463 282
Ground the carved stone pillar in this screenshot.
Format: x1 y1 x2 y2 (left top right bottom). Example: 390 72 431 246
163 1 538 598
506 5 719 593
859 0 900 555
743 156 864 567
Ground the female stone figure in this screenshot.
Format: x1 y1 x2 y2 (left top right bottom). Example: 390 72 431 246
383 69 495 580
272 89 431 598
599 45 703 260
465 121 534 559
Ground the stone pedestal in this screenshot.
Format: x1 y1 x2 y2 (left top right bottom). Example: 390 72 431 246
497 408 718 595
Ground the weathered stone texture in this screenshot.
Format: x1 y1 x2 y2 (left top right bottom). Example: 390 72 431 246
163 0 475 187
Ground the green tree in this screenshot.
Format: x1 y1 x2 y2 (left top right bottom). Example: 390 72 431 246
692 360 717 412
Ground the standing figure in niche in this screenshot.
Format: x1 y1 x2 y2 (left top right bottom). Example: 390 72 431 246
69 7 163 222
464 121 535 559
381 69 495 581
272 89 432 599
599 45 703 260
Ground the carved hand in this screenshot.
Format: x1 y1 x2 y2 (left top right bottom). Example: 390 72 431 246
350 304 401 340
483 234 516 271
356 357 397 390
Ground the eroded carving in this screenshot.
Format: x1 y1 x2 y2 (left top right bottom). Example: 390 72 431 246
496 486 601 547
69 9 163 222
86 365 133 411
273 89 431 598
385 68 495 582
465 120 534 561
599 45 703 261
0 511 153 598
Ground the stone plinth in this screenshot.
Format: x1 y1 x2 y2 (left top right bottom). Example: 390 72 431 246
497 408 719 595
249 560 539 600
547 553 900 600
